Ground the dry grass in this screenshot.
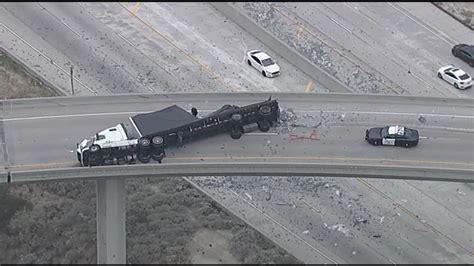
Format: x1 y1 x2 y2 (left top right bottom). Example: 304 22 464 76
0 50 58 99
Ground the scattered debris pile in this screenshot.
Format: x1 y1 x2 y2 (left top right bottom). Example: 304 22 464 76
277 106 298 133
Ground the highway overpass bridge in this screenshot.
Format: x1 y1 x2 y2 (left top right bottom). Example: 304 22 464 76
1 92 473 263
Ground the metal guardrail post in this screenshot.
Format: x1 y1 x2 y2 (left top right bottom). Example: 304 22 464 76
96 178 126 264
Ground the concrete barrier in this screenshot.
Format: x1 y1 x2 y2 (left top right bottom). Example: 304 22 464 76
209 3 351 93
0 171 8 184
3 92 473 109
9 162 474 184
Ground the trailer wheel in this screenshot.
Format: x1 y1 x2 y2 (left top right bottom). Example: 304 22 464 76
259 105 271 116
231 128 242 139
258 121 270 132
232 113 242 122
152 136 164 146
138 153 151 163
90 145 101 153
125 155 136 164
139 138 151 149
152 152 165 162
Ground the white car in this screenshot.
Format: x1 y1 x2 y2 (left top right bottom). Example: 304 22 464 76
437 65 473 89
246 50 280 77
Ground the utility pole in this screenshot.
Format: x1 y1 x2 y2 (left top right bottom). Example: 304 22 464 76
70 65 75 96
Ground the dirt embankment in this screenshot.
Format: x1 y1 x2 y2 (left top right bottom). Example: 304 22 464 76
433 2 474 30
0 49 57 99
0 51 300 263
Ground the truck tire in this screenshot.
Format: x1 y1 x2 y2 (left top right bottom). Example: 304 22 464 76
90 145 101 153
152 152 165 162
138 153 151 163
139 138 151 149
177 131 184 146
152 136 164 147
231 128 242 139
232 113 242 122
258 121 270 132
125 155 136 164
259 105 271 116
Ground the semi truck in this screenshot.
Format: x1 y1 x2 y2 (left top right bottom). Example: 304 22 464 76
76 97 280 166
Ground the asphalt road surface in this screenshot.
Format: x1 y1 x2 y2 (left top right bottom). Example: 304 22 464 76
1 2 473 263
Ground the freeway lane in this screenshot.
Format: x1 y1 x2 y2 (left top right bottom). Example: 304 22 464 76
2 94 473 172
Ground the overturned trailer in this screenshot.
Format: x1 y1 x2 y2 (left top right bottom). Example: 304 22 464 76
76 97 279 166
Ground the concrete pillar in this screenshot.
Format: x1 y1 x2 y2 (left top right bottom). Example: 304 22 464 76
96 178 126 264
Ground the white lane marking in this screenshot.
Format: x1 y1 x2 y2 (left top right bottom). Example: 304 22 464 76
329 17 352 34
0 22 98 95
328 123 474 133
419 136 428 139
118 33 136 48
3 109 474 122
59 20 81 38
245 132 279 136
387 2 454 46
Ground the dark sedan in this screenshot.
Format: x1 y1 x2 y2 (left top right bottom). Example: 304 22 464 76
365 125 419 148
452 44 474 67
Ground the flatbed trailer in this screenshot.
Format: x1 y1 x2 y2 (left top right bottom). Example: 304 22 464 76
76 97 279 166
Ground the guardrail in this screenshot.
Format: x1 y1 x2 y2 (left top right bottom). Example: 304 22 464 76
6 162 473 184
3 92 474 108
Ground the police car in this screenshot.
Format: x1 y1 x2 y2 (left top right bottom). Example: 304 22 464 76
365 125 419 148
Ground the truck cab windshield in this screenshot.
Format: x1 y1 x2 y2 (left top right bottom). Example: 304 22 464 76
95 134 106 141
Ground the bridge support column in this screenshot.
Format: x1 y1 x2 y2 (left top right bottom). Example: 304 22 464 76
96 178 126 264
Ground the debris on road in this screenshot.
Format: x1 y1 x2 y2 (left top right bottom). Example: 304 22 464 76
354 216 368 225
456 188 466 195
278 106 298 129
329 224 350 236
244 192 253 201
379 216 385 224
303 230 310 234
372 234 382 238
